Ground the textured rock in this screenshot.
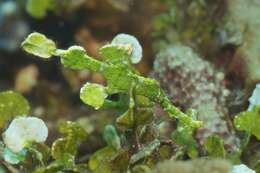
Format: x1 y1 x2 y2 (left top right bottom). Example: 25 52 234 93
152 45 239 152
223 0 260 84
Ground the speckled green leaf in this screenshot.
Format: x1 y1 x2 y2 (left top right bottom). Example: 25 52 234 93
99 44 132 62
0 91 30 128
89 146 116 173
26 0 51 18
103 125 121 151
60 46 101 72
135 95 154 108
51 121 87 164
171 125 198 158
80 83 108 110
171 109 198 158
234 106 260 140
110 149 130 173
51 138 77 164
58 121 88 143
22 32 56 58
204 135 226 158
103 64 134 94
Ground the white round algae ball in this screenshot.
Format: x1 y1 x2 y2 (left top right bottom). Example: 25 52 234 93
3 117 48 153
248 83 260 111
112 33 143 64
232 164 255 173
